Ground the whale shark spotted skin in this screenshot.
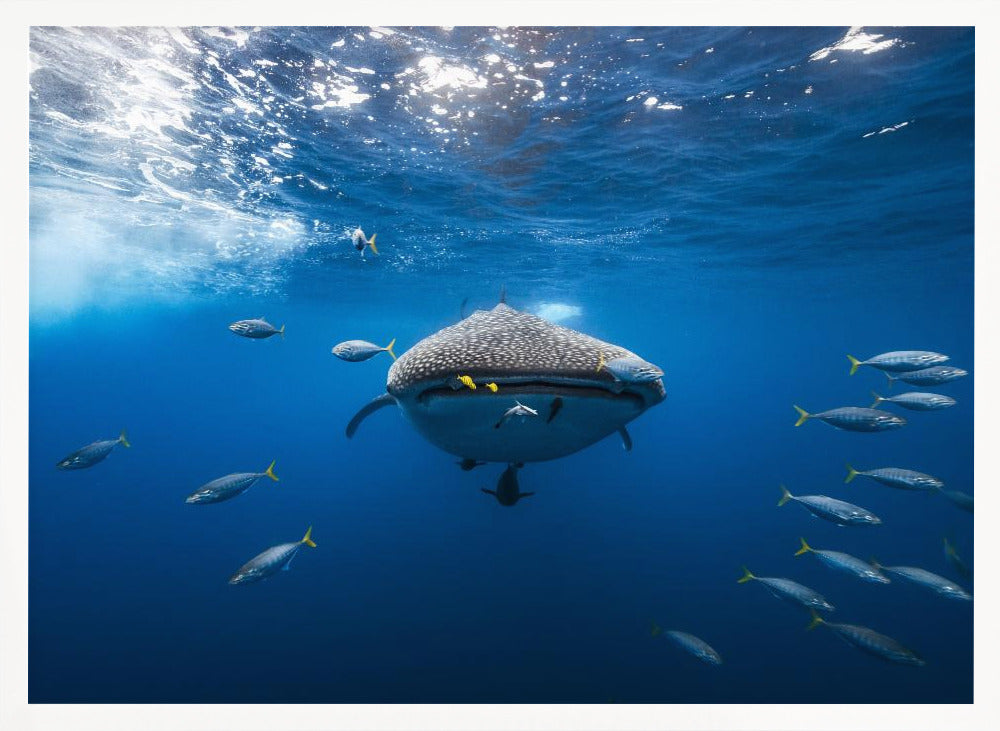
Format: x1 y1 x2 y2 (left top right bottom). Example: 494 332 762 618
346 303 665 463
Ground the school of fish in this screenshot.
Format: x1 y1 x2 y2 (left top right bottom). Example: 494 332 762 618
54 289 972 674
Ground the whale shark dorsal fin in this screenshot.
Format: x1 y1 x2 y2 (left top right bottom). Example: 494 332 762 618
499 284 506 304
346 393 397 438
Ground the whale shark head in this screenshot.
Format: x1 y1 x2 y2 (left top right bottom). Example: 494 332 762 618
385 303 665 463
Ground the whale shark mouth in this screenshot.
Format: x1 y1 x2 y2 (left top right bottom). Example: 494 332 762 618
395 376 664 464
415 380 649 408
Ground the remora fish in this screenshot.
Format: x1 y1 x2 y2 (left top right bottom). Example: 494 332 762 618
345 301 665 463
847 351 948 376
844 464 943 491
56 430 130 470
778 485 881 526
870 391 955 411
807 611 925 667
481 464 534 506
331 338 397 362
651 623 722 665
870 561 972 601
186 461 279 504
794 538 890 583
229 526 317 585
887 366 967 388
737 567 835 612
793 405 905 432
229 318 284 339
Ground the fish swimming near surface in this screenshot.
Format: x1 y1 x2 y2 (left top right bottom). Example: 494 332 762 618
481 463 534 506
939 489 973 513
778 485 881 526
844 463 943 491
795 538 890 583
807 611 925 667
847 351 948 376
886 365 968 388
943 537 973 580
229 526 317 585
869 560 972 601
186 461 279 504
737 567 835 612
651 622 722 665
351 227 379 256
229 318 284 339
56 430 130 470
345 301 665 464
870 390 955 411
332 338 397 362
494 400 539 429
793 405 905 432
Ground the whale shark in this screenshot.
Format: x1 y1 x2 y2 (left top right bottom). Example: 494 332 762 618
346 302 665 464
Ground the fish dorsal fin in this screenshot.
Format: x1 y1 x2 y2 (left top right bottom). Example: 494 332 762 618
499 284 506 304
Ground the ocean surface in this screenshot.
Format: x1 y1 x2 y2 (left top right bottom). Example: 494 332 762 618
28 26 973 703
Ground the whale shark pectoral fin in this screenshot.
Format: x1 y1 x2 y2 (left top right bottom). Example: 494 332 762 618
617 426 632 452
346 393 398 439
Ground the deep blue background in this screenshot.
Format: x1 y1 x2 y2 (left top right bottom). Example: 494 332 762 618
29 27 973 703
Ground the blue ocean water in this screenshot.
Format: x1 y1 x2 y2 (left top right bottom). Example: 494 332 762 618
28 26 973 703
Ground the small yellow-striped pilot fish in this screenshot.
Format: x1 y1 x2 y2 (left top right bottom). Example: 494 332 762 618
486 382 498 393
458 375 476 390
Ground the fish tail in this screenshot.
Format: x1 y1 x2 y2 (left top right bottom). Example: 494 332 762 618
847 354 861 376
737 566 755 584
794 537 812 557
806 609 824 631
844 463 859 484
870 390 883 408
278 324 285 339
793 405 810 427
301 525 317 548
265 460 279 482
650 621 662 638
384 337 397 360
367 233 378 255
777 484 793 507
118 429 131 448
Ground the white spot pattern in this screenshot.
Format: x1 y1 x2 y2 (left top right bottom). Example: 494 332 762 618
387 303 660 395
